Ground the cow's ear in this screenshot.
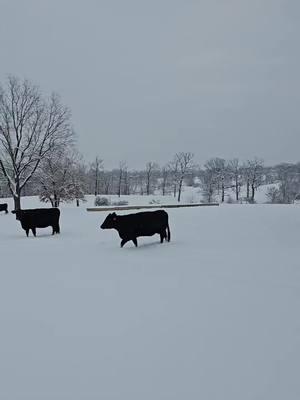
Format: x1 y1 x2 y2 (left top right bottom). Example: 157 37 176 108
112 212 116 217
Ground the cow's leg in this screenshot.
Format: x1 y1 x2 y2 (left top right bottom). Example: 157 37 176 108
52 226 55 235
5 209 8 214
25 229 30 237
160 229 168 243
160 232 164 243
132 237 138 247
56 223 60 234
31 227 36 237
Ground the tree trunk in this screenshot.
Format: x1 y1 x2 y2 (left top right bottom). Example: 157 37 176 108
13 195 21 211
95 172 98 196
53 192 59 207
13 181 21 210
246 180 250 199
208 187 212 203
251 184 255 202
162 177 166 196
146 175 150 195
235 178 239 201
118 176 122 197
221 183 225 203
177 180 183 202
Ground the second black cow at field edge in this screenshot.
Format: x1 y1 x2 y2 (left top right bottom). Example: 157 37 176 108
0 203 8 214
12 208 60 237
101 209 171 247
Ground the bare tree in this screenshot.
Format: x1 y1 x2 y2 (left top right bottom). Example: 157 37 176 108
204 158 229 202
102 171 114 195
129 170 140 195
174 152 194 202
117 161 127 197
273 163 300 203
123 167 131 195
266 186 281 203
247 158 264 202
91 156 103 196
200 169 217 203
228 158 243 201
0 76 73 209
169 158 179 198
160 165 170 196
241 162 251 199
145 161 158 195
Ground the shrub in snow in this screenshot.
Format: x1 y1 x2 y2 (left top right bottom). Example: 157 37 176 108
226 195 235 204
185 194 197 204
149 199 161 204
241 196 256 204
112 200 129 206
266 187 282 203
94 196 110 206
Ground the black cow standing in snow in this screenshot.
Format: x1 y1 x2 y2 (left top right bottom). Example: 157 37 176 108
11 208 60 237
0 203 8 214
101 209 171 247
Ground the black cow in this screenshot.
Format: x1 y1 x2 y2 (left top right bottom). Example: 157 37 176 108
11 208 60 237
101 210 171 247
0 203 8 214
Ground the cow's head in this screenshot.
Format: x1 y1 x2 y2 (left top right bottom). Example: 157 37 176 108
11 210 22 220
101 212 118 229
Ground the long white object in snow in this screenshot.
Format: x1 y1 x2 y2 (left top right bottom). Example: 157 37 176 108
86 203 219 212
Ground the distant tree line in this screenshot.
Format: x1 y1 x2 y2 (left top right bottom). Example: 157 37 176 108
1 76 300 208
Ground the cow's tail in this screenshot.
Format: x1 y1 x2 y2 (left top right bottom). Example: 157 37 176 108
166 223 171 242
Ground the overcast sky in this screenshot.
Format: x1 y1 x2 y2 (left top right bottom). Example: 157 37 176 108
0 0 299 168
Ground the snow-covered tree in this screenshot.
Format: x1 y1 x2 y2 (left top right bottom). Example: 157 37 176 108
200 168 217 203
70 159 87 206
37 148 86 207
0 76 73 209
203 158 229 202
228 158 243 201
266 186 281 203
274 163 300 203
246 158 264 202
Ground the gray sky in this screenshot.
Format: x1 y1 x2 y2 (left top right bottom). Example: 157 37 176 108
0 0 299 169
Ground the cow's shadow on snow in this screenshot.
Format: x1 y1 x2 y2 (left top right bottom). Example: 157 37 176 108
124 240 173 251
6 232 60 240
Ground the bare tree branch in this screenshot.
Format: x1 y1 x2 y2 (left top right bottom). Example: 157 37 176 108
0 76 73 209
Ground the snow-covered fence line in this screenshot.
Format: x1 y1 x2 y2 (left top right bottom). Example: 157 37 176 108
86 203 219 212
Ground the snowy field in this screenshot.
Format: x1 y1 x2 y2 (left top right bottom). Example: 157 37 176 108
0 197 300 399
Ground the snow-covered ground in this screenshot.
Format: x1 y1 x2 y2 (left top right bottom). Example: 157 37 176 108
0 197 300 399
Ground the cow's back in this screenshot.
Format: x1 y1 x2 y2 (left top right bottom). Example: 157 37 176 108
23 208 60 228
121 210 168 235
